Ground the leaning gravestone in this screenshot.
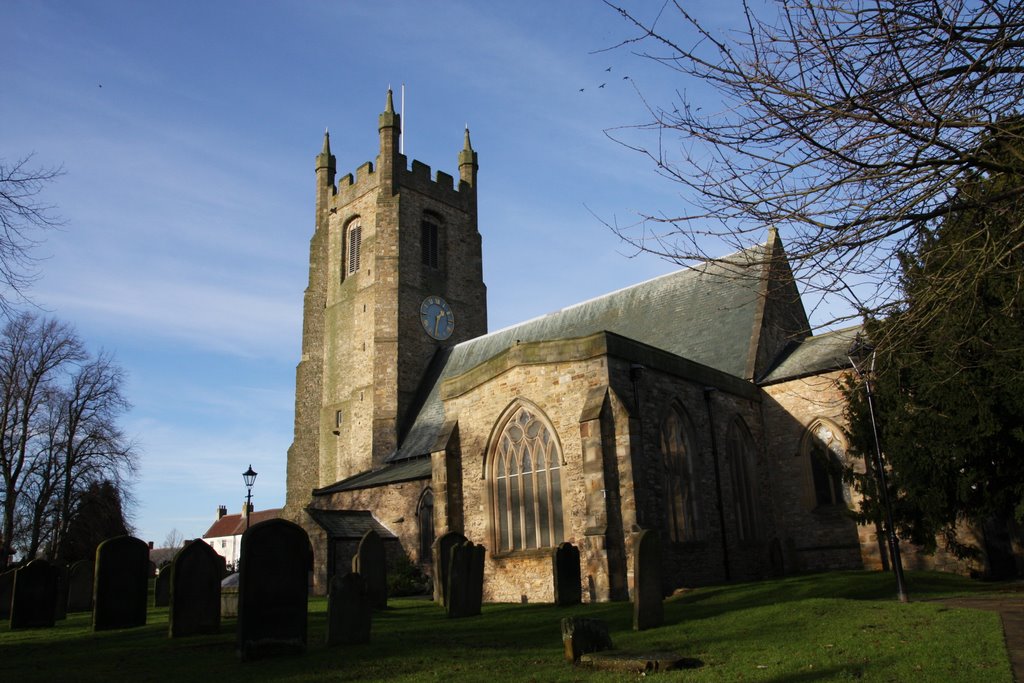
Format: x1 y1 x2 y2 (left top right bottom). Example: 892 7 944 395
326 571 371 646
93 535 150 631
632 529 663 631
154 565 171 607
432 531 466 607
66 559 94 613
0 567 15 619
237 518 311 661
446 540 485 618
10 559 59 629
553 542 582 606
352 530 387 610
169 540 222 638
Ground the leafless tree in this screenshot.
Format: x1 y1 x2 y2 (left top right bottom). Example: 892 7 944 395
163 528 185 550
604 0 1024 340
0 155 63 317
0 313 136 564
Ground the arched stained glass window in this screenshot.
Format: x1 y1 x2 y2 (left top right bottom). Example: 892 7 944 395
491 405 563 552
417 489 434 563
726 417 760 541
805 420 850 508
660 405 700 542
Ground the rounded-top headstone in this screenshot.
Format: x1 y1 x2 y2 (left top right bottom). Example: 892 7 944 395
93 535 150 631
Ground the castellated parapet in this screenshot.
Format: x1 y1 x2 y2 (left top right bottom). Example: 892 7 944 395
332 155 475 211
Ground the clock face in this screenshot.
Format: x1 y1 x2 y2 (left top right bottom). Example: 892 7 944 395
420 296 455 340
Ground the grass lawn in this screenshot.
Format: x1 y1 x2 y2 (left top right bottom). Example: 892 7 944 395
0 570 1013 682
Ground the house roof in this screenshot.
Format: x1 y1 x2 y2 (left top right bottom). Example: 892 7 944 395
201 508 282 539
759 326 861 384
304 508 398 540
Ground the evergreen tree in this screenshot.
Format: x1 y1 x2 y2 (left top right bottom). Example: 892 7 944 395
846 124 1024 565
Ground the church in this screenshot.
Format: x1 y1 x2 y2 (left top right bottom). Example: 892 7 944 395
282 91 936 601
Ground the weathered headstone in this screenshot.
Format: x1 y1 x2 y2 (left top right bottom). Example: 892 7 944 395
446 540 485 618
93 535 149 631
237 518 311 661
221 572 239 618
561 616 613 663
352 530 387 610
326 571 371 646
53 563 68 621
66 559 93 613
0 568 15 619
154 565 171 607
10 559 58 629
632 529 663 631
553 542 582 606
169 540 222 638
431 531 466 606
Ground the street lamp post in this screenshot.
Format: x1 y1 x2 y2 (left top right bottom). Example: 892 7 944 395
242 465 258 531
848 338 909 603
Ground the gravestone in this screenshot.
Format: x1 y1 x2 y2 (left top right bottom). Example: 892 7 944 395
237 518 311 661
326 571 371 646
93 535 150 631
169 540 222 638
351 530 387 610
10 559 58 629
66 559 94 613
154 565 171 607
221 573 239 618
431 531 466 606
553 542 582 606
53 563 68 621
632 529 663 631
0 567 15 619
446 540 485 618
561 616 613 663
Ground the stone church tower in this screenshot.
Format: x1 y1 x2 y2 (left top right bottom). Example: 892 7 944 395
285 90 487 512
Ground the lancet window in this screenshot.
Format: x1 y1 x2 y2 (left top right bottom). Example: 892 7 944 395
660 405 700 542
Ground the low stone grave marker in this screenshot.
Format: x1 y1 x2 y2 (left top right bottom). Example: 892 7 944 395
154 565 171 607
10 559 58 629
553 542 582 606
431 531 466 606
221 573 239 618
169 540 222 638
446 540 484 618
352 530 387 610
561 616 613 663
632 529 663 631
93 535 149 631
327 571 371 646
237 518 311 661
66 559 93 613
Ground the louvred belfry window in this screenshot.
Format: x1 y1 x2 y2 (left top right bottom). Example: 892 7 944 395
347 224 362 274
492 405 563 552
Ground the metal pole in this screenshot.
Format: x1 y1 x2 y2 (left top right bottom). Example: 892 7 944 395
851 349 909 603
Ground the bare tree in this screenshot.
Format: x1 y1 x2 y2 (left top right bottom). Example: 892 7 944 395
604 0 1024 340
0 156 63 317
0 313 136 564
163 528 185 550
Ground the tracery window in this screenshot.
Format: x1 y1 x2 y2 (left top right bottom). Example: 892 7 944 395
491 405 563 552
726 417 760 541
347 223 362 274
805 420 850 508
659 405 700 542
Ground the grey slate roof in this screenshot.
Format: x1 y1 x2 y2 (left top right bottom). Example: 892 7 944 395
314 456 431 496
759 325 861 384
389 243 772 463
304 508 398 539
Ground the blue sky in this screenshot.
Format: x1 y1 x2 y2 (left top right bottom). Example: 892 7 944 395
3 1 826 546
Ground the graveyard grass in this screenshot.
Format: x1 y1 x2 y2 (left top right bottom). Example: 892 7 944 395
0 570 1013 682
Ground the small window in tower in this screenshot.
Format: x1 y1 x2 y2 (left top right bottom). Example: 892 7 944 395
421 220 439 269
335 410 343 429
348 224 362 274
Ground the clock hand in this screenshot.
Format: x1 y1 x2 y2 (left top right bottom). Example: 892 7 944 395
434 310 445 336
